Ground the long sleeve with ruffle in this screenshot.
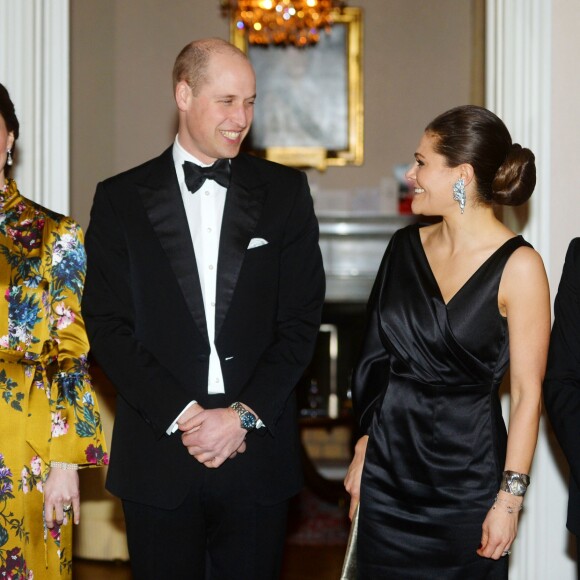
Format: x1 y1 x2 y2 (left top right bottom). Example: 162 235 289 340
0 178 107 468
45 216 108 467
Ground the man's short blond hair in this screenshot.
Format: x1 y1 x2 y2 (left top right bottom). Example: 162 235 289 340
172 38 250 96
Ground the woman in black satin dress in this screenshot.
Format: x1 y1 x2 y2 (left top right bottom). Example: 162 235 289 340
344 106 550 579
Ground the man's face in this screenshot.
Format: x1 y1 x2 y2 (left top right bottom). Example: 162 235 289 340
176 52 256 164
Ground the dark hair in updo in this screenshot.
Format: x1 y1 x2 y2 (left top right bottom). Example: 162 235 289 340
0 84 19 176
0 84 19 141
425 105 536 206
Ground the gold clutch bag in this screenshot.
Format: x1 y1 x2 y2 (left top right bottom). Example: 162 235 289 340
340 503 359 580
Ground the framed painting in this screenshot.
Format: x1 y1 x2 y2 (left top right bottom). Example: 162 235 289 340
230 7 363 170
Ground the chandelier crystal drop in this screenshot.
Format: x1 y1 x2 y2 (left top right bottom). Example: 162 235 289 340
221 0 339 46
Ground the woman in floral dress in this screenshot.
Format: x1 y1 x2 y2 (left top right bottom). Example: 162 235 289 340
0 84 108 579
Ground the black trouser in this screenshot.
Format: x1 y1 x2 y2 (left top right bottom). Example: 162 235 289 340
122 474 289 580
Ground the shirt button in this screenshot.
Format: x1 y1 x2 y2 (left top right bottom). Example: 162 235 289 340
209 265 214 270
205 190 210 196
211 301 216 307
207 227 212 233
215 378 220 383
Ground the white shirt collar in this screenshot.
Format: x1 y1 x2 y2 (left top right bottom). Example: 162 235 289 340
172 135 213 169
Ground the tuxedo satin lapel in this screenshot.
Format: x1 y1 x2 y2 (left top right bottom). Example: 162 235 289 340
138 150 209 342
215 160 267 339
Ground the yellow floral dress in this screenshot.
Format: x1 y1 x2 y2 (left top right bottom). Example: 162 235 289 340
0 179 108 579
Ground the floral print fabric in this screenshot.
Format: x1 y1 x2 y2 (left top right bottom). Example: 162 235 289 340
0 179 107 579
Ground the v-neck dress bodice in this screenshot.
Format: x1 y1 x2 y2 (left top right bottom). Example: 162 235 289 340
354 223 531 579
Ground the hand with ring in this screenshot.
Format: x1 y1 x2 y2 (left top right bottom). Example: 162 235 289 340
477 490 520 559
43 466 80 527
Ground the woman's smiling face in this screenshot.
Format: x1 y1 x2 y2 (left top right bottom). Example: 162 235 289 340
406 132 461 217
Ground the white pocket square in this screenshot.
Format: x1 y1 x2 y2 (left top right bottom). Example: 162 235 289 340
247 238 268 249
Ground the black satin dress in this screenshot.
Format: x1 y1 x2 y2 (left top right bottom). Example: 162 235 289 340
354 224 530 579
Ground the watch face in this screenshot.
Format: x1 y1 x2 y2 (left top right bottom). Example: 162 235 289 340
240 412 256 430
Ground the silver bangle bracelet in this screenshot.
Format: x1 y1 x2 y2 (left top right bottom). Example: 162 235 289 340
499 470 530 496
50 461 79 471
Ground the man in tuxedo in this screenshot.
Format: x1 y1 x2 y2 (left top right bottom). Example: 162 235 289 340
81 38 325 579
544 238 580 574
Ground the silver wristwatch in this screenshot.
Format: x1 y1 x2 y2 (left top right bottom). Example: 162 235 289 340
230 401 257 431
500 470 530 496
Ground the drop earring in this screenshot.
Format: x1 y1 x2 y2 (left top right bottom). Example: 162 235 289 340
453 178 466 214
6 149 13 167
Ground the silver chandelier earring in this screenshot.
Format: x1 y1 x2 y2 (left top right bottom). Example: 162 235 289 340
453 178 466 214
6 149 13 167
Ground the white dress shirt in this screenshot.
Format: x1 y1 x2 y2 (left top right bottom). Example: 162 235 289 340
166 136 227 434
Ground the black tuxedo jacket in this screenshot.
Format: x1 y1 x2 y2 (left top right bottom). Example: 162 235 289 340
544 238 580 534
81 148 325 509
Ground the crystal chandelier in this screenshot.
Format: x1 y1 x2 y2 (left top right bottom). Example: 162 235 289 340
221 0 340 46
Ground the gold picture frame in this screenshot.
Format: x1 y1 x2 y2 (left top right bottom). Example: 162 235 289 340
230 7 364 171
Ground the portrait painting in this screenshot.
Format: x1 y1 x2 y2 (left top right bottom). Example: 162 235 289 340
249 25 348 150
231 7 363 169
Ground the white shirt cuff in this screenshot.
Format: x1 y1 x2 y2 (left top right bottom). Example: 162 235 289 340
166 400 197 435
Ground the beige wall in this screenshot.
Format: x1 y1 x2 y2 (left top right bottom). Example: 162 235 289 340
549 0 580 293
70 0 478 230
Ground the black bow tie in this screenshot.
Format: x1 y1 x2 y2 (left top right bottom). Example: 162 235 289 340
183 159 231 192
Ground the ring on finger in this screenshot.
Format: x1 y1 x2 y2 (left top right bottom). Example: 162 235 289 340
501 549 511 557
63 504 72 511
